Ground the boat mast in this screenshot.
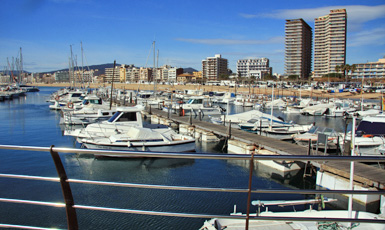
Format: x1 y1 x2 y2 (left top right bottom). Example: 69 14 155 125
270 84 274 130
70 45 75 88
110 60 116 110
81 41 84 88
20 47 23 84
153 41 156 93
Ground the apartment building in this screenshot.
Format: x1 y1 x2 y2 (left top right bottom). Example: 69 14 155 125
54 71 70 83
139 67 153 82
314 9 347 78
237 58 271 79
284 18 312 79
167 67 184 83
202 54 228 80
351 58 385 79
105 66 120 83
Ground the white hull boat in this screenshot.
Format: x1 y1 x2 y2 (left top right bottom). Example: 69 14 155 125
255 124 314 140
64 105 146 138
79 127 196 156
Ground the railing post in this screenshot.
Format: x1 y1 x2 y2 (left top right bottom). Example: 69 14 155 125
50 145 78 230
245 148 256 230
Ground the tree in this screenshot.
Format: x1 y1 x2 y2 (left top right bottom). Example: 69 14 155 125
334 65 341 78
342 64 351 82
350 64 357 78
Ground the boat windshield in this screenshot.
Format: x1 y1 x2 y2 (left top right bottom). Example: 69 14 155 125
308 126 337 136
247 118 258 123
108 111 121 122
71 93 83 98
187 99 203 104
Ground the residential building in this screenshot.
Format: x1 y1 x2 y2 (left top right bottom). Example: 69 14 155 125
193 71 203 82
105 66 120 83
284 18 312 79
202 54 228 80
177 73 194 83
119 64 134 83
72 69 94 83
168 67 183 83
139 67 153 82
237 58 271 79
159 65 172 82
314 9 347 78
129 67 140 82
54 71 70 83
350 58 385 79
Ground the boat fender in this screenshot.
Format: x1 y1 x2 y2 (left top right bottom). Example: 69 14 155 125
67 102 74 109
181 109 185 116
126 141 131 147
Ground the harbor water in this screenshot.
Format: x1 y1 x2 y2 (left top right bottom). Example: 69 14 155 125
0 87 353 229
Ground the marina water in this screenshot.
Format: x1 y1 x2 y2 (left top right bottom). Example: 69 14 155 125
0 87 351 229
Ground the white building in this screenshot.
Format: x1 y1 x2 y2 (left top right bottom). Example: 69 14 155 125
236 58 270 79
351 58 385 79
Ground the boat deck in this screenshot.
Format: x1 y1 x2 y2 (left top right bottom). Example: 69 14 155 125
147 108 385 188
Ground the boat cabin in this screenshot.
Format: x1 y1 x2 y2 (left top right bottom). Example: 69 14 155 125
106 106 144 127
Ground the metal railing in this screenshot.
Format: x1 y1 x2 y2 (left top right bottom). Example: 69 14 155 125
0 144 384 230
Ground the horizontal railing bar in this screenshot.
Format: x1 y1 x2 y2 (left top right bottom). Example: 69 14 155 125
0 223 63 230
1 198 384 224
73 204 385 224
0 198 65 208
1 173 383 195
0 174 59 182
1 144 385 162
68 178 385 195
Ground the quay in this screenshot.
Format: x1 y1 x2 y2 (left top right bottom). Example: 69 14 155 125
144 105 385 212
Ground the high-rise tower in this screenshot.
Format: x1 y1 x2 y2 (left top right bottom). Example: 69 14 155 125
202 54 228 81
284 19 312 79
314 9 347 78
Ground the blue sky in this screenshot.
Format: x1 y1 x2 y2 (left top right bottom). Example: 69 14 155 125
1 0 385 74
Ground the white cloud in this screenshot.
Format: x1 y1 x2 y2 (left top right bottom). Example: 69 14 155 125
349 27 385 47
175 37 284 45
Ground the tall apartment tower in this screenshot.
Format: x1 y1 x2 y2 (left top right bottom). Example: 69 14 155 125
284 19 312 79
314 9 347 78
202 54 228 81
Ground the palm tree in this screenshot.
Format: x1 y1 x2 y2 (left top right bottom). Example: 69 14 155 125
334 65 341 77
350 64 357 78
342 64 350 82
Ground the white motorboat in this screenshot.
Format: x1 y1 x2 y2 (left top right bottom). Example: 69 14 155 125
64 105 150 138
78 126 196 156
213 110 267 125
301 103 334 116
342 115 385 156
201 198 385 230
49 90 85 110
60 108 117 125
60 95 115 125
212 92 236 104
62 94 111 111
263 98 287 109
284 98 321 114
293 126 341 148
238 114 288 130
164 96 223 116
254 123 314 140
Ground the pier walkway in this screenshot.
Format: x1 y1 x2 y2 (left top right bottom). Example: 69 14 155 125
147 107 385 189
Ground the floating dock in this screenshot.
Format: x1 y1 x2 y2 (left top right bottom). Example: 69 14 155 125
145 107 385 211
